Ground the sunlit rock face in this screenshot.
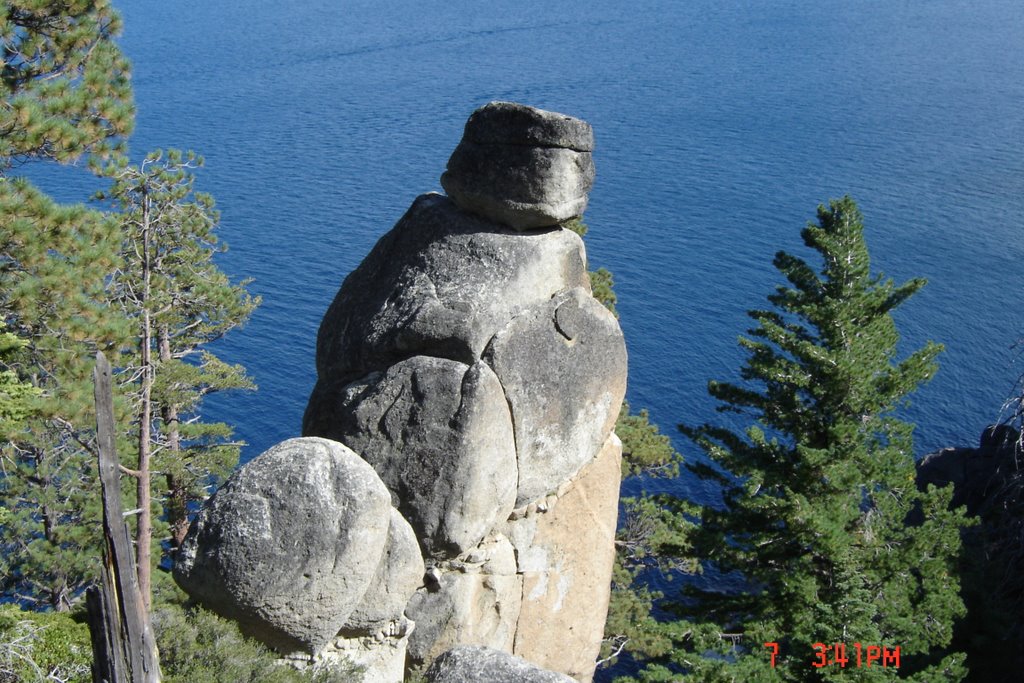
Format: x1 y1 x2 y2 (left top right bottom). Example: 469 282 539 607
305 101 624 683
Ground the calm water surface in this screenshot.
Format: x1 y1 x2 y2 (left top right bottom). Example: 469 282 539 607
34 0 1024 524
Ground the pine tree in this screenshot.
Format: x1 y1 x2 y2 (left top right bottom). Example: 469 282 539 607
98 149 259 607
0 179 131 609
0 3 255 613
0 0 135 609
0 0 134 169
0 322 39 437
628 197 969 681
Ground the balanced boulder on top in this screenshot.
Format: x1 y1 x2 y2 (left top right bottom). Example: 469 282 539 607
441 101 595 230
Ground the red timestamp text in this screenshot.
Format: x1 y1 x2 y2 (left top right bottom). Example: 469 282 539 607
763 642 901 669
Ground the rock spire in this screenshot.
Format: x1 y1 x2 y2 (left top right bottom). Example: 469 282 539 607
175 102 625 683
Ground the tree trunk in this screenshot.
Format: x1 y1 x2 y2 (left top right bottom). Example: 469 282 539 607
88 351 162 682
135 193 153 611
157 326 189 548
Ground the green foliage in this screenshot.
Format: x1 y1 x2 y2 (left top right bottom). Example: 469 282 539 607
153 587 361 683
0 322 39 438
98 148 259 560
617 402 682 479
0 0 136 611
590 267 618 319
623 197 970 681
562 217 588 237
0 0 134 168
0 178 129 609
0 604 91 682
0 2 255 617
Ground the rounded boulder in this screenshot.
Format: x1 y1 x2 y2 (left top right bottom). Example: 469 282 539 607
173 437 393 655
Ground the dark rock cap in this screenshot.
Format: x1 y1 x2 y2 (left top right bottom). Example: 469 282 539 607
441 102 596 230
462 101 594 152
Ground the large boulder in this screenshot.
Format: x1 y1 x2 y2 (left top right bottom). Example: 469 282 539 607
173 437 394 654
425 646 575 683
305 356 517 559
306 192 588 392
483 287 627 506
291 102 624 679
441 102 595 230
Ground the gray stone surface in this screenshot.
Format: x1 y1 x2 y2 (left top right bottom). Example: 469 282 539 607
458 101 594 151
483 287 627 506
406 534 521 669
441 143 594 231
425 645 575 683
173 437 392 655
343 507 425 634
282 102 626 677
304 192 588 392
314 619 413 683
306 356 517 559
440 103 595 230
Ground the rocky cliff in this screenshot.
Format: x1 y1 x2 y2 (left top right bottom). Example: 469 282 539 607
174 102 625 682
917 424 1024 679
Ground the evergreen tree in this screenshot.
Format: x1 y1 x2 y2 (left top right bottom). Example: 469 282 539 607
563 217 617 317
0 180 130 609
98 149 259 607
0 0 135 609
0 0 133 168
628 197 969 681
0 321 39 437
1 2 254 615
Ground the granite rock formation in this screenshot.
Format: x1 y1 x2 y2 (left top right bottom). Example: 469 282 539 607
424 646 576 683
176 102 623 683
483 287 626 506
303 192 589 390
501 434 622 679
309 356 517 558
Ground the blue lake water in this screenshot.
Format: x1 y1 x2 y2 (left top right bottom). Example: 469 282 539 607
33 1 1024 526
